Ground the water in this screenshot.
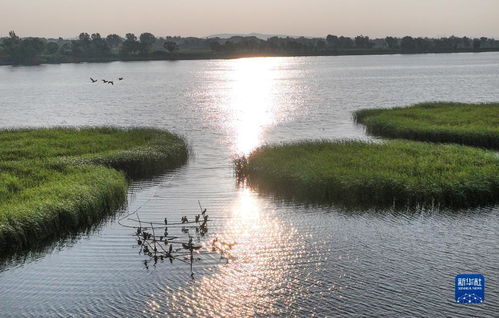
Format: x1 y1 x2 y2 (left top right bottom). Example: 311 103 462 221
0 53 498 317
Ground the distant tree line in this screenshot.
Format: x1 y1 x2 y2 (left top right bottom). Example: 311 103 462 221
1 30 499 64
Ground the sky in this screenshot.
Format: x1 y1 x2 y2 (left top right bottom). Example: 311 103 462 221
1 0 498 39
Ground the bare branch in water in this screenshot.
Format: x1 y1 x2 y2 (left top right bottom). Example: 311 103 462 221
120 202 236 278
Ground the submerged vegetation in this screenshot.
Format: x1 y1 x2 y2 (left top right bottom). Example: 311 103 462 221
237 140 499 208
354 102 499 149
121 202 235 276
0 127 188 252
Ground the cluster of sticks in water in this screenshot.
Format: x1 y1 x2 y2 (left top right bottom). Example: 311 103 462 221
127 202 236 277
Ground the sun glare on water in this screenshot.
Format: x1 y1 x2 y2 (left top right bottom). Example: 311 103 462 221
225 57 282 155
144 57 315 316
147 186 314 317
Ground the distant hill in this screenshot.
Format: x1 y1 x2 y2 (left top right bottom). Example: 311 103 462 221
207 33 302 40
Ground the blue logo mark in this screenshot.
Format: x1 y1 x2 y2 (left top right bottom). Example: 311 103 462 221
455 274 485 304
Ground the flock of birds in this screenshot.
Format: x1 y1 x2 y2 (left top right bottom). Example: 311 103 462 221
90 77 124 85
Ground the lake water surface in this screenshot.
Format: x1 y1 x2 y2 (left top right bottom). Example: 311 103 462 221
0 53 498 317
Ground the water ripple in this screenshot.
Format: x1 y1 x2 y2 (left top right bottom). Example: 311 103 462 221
1 54 499 317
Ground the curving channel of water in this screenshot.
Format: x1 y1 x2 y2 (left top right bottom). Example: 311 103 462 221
0 53 498 317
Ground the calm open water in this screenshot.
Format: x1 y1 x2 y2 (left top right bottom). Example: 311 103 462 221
0 53 498 317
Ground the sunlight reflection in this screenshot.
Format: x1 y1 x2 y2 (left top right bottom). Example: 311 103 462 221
231 187 260 224
149 188 321 316
143 58 320 316
225 57 282 155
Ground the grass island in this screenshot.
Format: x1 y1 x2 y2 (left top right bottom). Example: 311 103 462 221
0 127 188 252
354 102 499 149
237 140 499 208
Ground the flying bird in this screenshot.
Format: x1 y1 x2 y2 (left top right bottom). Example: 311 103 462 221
118 77 124 80
90 77 97 83
108 81 114 85
102 79 108 83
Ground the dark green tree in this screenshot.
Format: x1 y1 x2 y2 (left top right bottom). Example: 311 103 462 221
71 32 92 57
1 31 45 63
267 36 282 51
120 33 140 56
354 35 371 49
414 37 432 51
462 37 472 49
60 43 72 55
45 42 59 55
16 37 45 63
1 31 21 58
385 36 399 49
326 35 339 49
91 33 102 41
164 41 177 53
90 33 110 56
139 32 156 55
480 37 489 48
473 38 481 49
79 32 91 44
400 36 416 51
106 34 122 49
315 39 326 51
208 39 222 51
338 36 354 49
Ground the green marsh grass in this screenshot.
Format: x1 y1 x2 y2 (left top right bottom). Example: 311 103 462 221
0 127 188 252
354 102 499 149
239 140 499 208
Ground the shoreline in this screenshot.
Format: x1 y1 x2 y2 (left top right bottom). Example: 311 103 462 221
238 139 499 209
1 47 498 66
238 102 499 209
354 102 499 150
0 127 189 253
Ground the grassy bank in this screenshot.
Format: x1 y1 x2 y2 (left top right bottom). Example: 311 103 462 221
354 102 499 149
238 140 499 208
0 127 188 252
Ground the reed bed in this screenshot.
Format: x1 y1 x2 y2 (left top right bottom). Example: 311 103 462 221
0 127 188 252
354 102 499 149
237 140 499 208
